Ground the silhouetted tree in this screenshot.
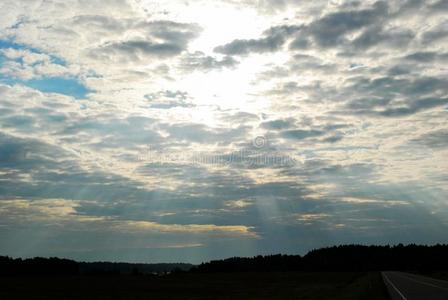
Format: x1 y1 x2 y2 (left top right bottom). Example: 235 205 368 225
3 244 448 276
191 244 448 273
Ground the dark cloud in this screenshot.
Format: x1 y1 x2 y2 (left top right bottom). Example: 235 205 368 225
1 115 34 130
287 1 391 51
377 97 448 117
214 35 283 55
60 116 162 147
345 97 448 117
339 75 448 117
348 76 448 98
216 1 401 57
281 129 324 140
430 0 448 11
289 36 310 49
256 54 335 83
261 118 295 130
305 1 388 48
88 21 202 62
161 123 249 144
140 21 202 46
387 65 413 76
322 135 344 143
0 133 158 202
411 129 448 148
219 1 429 57
393 0 426 15
0 133 61 170
352 25 415 49
180 51 239 71
89 40 184 61
271 121 350 143
289 54 336 72
422 23 448 44
347 97 392 110
404 51 448 62
214 25 301 55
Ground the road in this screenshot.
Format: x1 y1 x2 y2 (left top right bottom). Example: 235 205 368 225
382 271 448 300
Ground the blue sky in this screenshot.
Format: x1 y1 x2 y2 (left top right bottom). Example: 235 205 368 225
0 0 447 263
0 40 89 98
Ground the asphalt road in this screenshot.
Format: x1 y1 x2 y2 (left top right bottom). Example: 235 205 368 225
382 271 448 300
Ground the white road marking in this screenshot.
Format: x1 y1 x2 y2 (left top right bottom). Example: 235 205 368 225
395 272 448 291
382 272 408 300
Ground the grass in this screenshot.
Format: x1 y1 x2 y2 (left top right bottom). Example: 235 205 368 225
0 272 390 300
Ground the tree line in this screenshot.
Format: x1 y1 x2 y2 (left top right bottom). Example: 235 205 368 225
192 244 448 272
2 244 448 276
0 256 192 276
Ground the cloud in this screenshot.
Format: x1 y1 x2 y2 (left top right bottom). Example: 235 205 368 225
218 1 422 56
403 51 448 62
411 129 448 149
223 0 327 15
0 131 158 202
224 199 253 209
352 25 415 49
71 14 128 31
83 20 202 62
0 198 258 238
121 220 257 237
345 97 448 117
61 116 162 148
430 0 448 12
1 0 448 262
89 40 184 62
219 111 260 124
259 117 350 144
180 51 239 71
287 1 394 51
145 90 194 109
340 76 448 117
341 197 409 206
295 213 330 222
261 118 295 130
214 25 301 55
303 1 388 48
160 122 248 144
281 129 325 140
0 45 80 82
422 22 448 44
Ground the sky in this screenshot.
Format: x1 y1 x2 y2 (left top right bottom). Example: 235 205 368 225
0 0 447 263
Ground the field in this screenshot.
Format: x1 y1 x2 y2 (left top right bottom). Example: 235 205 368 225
0 272 389 300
